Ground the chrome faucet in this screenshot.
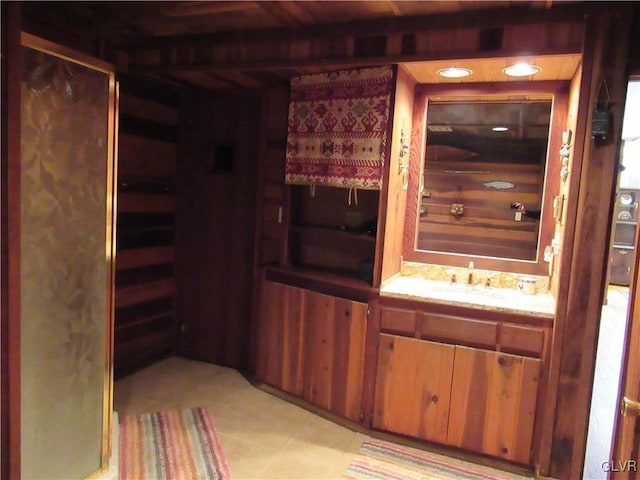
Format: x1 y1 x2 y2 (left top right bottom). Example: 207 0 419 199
467 261 474 286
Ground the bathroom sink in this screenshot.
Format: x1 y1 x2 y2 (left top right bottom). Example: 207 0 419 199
381 276 556 317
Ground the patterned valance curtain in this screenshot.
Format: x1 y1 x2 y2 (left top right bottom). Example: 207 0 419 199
285 66 394 190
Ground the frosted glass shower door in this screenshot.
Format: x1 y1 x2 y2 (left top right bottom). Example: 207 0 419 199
20 35 117 479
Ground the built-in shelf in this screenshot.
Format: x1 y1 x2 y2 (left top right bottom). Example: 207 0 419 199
265 265 375 302
289 224 377 243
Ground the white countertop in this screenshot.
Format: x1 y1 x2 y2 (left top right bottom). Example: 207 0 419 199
381 276 556 318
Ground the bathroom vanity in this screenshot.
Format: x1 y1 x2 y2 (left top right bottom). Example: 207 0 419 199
254 31 586 473
375 276 553 465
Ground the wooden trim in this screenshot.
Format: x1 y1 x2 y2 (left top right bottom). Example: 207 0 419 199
612 222 640 479
131 49 584 76
1 3 22 478
265 266 375 304
537 59 592 480
373 64 399 288
21 32 113 73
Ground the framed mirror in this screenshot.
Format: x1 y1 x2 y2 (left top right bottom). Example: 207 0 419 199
404 82 568 275
419 99 551 261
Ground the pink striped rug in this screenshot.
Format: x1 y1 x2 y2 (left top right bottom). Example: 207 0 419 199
342 439 531 480
119 406 231 480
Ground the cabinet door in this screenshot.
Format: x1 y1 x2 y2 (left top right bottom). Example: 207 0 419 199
303 291 367 422
255 281 305 396
373 334 454 444
447 346 540 464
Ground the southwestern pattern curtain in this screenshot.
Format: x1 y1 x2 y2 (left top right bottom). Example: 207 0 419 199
285 66 394 190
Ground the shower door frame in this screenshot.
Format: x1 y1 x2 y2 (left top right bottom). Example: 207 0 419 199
17 32 118 478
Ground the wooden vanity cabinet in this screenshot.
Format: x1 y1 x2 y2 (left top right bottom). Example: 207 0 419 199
447 346 540 465
255 280 305 396
373 301 548 465
374 334 454 444
255 279 368 422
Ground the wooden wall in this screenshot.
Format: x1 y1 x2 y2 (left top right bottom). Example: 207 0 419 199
254 87 289 269
248 87 289 372
540 7 634 478
114 74 180 378
175 89 260 369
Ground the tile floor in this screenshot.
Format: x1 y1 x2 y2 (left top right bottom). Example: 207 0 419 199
113 286 632 480
114 356 532 480
114 356 365 479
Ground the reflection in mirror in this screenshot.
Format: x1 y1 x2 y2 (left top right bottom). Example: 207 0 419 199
417 99 552 261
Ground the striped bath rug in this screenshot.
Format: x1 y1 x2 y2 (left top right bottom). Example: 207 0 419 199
119 406 231 480
342 439 531 480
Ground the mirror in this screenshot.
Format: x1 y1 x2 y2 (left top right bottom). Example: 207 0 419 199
417 98 552 261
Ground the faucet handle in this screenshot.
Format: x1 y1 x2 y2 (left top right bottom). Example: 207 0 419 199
485 274 495 288
446 269 457 284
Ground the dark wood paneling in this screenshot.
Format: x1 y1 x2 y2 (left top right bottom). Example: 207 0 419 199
114 78 179 378
248 87 290 372
176 90 260 369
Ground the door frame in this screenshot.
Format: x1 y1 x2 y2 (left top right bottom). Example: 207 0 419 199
611 75 640 480
1 3 23 479
1 15 119 477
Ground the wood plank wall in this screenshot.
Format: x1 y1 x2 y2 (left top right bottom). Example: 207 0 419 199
114 73 180 378
255 87 289 268
175 89 260 369
249 87 289 371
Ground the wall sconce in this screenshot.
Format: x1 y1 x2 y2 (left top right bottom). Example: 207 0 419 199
560 129 572 182
399 128 410 190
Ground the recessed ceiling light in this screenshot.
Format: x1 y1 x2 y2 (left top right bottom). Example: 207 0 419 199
437 67 472 79
492 126 509 132
503 63 541 77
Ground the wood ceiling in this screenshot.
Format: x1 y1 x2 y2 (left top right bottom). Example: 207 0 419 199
22 1 586 90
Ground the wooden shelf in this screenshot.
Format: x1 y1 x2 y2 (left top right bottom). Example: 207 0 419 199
265 265 376 303
289 224 377 243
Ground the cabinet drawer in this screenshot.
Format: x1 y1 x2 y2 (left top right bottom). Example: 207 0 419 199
420 313 498 348
500 324 545 357
380 307 416 335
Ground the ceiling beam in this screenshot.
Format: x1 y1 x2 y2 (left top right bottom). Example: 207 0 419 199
129 48 581 76
120 2 586 49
